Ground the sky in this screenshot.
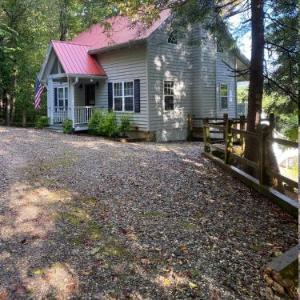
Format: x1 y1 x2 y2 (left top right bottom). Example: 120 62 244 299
229 14 251 60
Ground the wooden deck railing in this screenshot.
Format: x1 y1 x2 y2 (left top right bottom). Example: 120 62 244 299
196 113 298 216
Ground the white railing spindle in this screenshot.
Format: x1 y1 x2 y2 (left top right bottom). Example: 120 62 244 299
74 106 98 125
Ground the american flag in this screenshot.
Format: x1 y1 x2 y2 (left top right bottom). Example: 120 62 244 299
34 77 44 110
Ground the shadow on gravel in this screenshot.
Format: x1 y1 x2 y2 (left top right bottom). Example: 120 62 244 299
0 129 297 299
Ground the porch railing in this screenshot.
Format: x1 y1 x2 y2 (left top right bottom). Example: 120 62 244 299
74 106 98 125
53 107 69 124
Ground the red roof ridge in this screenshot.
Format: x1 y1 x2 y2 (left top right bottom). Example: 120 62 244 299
71 10 171 52
51 40 93 47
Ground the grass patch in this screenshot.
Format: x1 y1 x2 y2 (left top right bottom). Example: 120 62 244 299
142 211 165 219
61 207 91 225
69 221 103 245
91 240 132 260
181 221 198 231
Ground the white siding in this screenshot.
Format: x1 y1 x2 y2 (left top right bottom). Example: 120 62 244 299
190 26 217 118
147 24 193 141
96 45 148 130
47 78 54 125
216 52 237 118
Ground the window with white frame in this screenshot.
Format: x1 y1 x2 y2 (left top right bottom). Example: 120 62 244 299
54 86 68 108
113 81 134 112
220 83 228 109
164 81 174 111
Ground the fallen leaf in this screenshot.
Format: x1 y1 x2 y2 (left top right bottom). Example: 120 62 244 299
188 282 198 289
90 247 101 255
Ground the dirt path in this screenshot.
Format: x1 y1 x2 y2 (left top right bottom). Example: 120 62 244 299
0 127 297 299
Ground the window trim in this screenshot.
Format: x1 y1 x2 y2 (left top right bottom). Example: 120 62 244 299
219 83 229 110
112 80 134 112
53 83 68 109
163 80 175 111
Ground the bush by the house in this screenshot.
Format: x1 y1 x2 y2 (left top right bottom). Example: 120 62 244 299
63 119 73 134
98 111 119 137
88 110 103 134
119 115 132 137
35 116 49 129
88 110 119 137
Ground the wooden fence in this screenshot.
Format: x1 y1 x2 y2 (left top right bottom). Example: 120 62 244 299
188 113 298 216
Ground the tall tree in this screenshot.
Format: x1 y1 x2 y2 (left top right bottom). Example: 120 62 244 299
244 0 264 162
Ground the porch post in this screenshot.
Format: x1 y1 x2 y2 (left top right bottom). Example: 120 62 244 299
47 78 54 125
69 79 75 128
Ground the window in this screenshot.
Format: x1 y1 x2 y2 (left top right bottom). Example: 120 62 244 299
164 81 174 111
54 86 68 108
113 81 134 112
220 84 228 109
168 31 177 44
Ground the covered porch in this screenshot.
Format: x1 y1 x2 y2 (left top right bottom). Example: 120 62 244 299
47 74 106 131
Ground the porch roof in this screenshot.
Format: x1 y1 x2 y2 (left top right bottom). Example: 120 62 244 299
51 41 106 76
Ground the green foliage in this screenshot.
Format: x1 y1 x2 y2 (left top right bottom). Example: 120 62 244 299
119 115 132 137
237 86 248 103
98 111 119 137
88 110 120 137
88 109 103 134
62 119 73 134
263 93 298 141
265 0 298 103
35 116 49 129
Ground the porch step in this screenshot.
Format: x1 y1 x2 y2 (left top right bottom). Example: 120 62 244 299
47 125 63 133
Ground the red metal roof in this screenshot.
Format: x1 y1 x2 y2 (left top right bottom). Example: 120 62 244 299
49 11 170 76
51 41 106 76
71 10 170 53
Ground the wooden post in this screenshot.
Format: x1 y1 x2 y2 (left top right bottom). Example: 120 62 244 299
269 113 275 130
223 113 228 141
258 126 267 185
187 114 193 141
239 115 245 148
224 119 233 164
203 118 210 153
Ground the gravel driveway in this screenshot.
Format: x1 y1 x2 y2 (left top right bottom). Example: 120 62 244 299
0 127 297 299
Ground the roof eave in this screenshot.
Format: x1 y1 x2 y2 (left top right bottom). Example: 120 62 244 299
88 38 147 55
48 73 107 79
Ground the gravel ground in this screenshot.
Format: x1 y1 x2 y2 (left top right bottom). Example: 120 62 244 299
0 127 297 300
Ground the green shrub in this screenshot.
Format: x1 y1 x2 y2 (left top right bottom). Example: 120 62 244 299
119 115 132 137
88 110 103 134
88 110 119 137
98 111 119 137
35 116 49 129
63 119 73 134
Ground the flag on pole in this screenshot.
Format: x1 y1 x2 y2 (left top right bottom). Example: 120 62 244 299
34 77 44 110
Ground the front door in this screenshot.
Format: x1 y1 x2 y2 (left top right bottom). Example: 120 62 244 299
85 84 95 106
54 85 68 123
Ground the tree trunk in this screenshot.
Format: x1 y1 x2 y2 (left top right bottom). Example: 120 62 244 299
245 0 264 163
59 0 69 41
5 92 11 126
10 64 17 123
